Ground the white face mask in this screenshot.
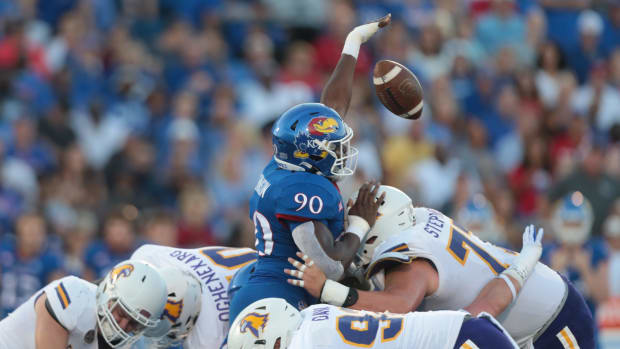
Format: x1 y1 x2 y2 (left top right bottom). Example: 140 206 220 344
326 125 359 180
97 299 148 348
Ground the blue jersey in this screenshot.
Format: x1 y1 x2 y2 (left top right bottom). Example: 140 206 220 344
249 160 345 276
542 238 609 315
0 236 64 316
83 240 141 278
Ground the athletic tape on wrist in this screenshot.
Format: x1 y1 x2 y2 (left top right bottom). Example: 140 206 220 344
502 266 527 288
346 215 370 242
498 273 517 303
342 33 361 59
320 279 350 306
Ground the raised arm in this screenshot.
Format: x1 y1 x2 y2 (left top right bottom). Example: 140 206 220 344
320 14 391 117
465 225 544 317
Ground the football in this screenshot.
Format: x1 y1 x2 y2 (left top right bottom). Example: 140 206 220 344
373 60 424 120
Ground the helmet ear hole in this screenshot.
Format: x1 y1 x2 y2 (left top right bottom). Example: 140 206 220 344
290 120 298 131
365 236 378 244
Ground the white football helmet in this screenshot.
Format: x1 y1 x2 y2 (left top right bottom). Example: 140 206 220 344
352 185 415 266
96 260 168 348
145 267 203 348
228 298 302 349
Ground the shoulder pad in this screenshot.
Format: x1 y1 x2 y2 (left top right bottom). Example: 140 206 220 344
364 241 414 280
44 276 94 331
130 244 165 262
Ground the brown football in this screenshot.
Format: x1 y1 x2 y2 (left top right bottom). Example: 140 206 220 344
373 60 424 120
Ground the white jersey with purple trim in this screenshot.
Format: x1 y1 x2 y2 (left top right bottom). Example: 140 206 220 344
286 304 466 349
366 207 565 347
131 244 257 349
0 275 99 349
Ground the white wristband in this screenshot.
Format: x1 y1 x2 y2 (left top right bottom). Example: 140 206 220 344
346 215 370 242
342 32 362 59
320 279 350 306
498 274 517 303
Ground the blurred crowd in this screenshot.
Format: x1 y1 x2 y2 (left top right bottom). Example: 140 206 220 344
0 0 619 346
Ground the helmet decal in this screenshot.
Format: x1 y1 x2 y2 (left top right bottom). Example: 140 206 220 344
293 150 309 159
240 312 269 338
111 264 134 282
162 299 184 323
308 117 339 135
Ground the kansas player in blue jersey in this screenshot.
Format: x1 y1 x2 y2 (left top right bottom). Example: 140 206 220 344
229 14 392 323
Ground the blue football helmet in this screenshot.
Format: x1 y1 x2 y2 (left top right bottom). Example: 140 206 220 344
272 103 358 180
550 191 593 244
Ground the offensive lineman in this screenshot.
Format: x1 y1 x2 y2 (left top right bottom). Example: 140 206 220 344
229 298 519 349
229 237 544 349
0 260 168 349
130 244 257 349
287 186 595 348
229 14 393 322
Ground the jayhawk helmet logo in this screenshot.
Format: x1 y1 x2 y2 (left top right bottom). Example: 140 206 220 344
110 264 134 282
162 299 184 323
239 313 269 338
308 117 339 136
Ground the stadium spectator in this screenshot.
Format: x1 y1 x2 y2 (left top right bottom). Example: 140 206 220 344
408 21 451 82
540 0 591 53
549 145 620 236
0 212 64 316
83 209 139 280
7 116 54 175
141 209 177 247
509 136 551 217
568 9 606 84
475 0 525 57
572 61 620 134
176 184 216 248
535 41 568 109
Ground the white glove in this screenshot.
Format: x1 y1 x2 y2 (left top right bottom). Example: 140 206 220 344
342 14 391 59
502 224 544 287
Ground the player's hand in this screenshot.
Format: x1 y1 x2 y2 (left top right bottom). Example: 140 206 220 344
349 14 391 44
285 252 326 298
520 224 544 259
503 224 544 287
348 181 386 227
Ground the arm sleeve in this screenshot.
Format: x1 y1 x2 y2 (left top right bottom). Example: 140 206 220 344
291 221 344 280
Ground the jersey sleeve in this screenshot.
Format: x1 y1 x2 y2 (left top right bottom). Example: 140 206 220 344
43 276 90 331
274 178 342 223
